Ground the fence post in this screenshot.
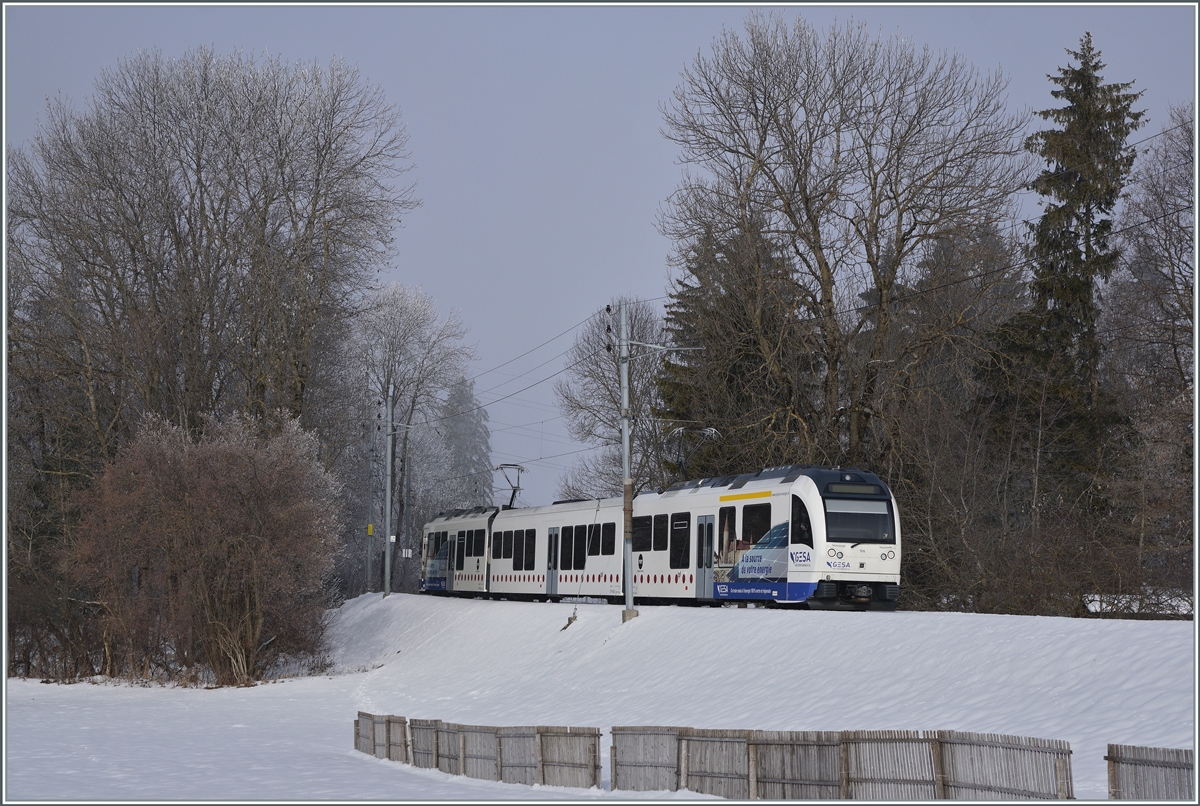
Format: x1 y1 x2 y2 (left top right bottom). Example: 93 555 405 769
610 740 617 790
1107 745 1120 800
459 730 467 777
593 729 602 788
677 737 688 791
929 733 947 799
535 728 545 785
747 740 758 799
1056 757 1071 799
497 730 504 782
839 738 851 798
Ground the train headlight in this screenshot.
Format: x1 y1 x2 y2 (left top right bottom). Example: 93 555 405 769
881 553 887 561
827 548 836 557
887 550 895 559
836 551 843 559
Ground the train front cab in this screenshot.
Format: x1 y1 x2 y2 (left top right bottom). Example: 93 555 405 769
678 465 899 610
419 507 497 595
792 469 900 611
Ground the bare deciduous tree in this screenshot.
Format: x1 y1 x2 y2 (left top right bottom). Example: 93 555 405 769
660 12 1029 465
8 47 417 437
554 298 673 499
6 46 416 677
1107 102 1194 397
1098 103 1195 606
355 283 476 592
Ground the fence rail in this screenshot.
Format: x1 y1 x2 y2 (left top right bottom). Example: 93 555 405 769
1107 743 1194 800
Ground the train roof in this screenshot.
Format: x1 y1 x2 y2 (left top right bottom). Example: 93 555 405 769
427 505 497 524
426 465 890 526
655 464 887 497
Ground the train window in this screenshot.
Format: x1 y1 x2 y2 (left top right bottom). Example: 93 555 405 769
560 526 573 571
524 529 536 571
790 496 813 546
743 504 772 547
669 513 691 569
653 514 669 551
503 530 514 559
574 526 588 569
587 524 601 555
513 529 525 571
474 529 486 557
461 530 471 558
601 522 616 555
492 530 502 559
548 529 559 570
632 516 652 552
717 507 738 565
455 533 466 570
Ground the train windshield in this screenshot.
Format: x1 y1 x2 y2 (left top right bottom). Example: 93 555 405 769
824 499 894 544
424 536 449 578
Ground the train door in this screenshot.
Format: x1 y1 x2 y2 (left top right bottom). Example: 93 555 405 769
546 527 559 596
696 514 714 599
447 533 458 592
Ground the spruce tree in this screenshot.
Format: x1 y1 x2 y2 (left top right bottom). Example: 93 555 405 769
440 378 493 507
976 33 1144 610
1023 32 1145 399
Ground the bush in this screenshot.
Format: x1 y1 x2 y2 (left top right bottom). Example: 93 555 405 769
67 416 342 685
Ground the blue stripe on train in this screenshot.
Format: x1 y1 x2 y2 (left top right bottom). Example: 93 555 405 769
711 581 817 601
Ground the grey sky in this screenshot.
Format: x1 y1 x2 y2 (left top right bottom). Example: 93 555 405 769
5 3 1195 506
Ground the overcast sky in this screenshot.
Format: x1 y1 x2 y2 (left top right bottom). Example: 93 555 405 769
5 3 1196 506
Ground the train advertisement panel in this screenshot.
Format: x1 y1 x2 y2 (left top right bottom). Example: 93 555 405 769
712 509 789 599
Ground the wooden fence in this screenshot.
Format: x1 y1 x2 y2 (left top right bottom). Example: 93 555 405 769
1107 744 1194 800
360 714 1195 799
355 713 601 789
611 726 1074 799
354 712 409 763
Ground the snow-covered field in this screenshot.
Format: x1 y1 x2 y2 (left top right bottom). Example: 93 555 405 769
5 593 1195 801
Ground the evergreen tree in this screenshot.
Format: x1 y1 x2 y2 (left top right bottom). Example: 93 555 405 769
659 224 826 477
439 378 493 507
1022 32 1145 398
984 32 1144 463
975 33 1144 612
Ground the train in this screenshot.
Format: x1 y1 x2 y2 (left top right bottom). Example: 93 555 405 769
418 464 900 610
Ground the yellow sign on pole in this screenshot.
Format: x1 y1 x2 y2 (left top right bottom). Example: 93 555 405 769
367 523 374 536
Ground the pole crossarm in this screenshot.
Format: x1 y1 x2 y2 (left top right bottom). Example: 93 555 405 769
626 343 701 362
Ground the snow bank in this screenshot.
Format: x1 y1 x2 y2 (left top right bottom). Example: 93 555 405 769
5 593 1194 800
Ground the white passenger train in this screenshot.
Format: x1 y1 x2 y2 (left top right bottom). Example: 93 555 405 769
419 465 900 610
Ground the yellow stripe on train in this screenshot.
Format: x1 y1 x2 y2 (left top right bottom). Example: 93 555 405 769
717 490 773 502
